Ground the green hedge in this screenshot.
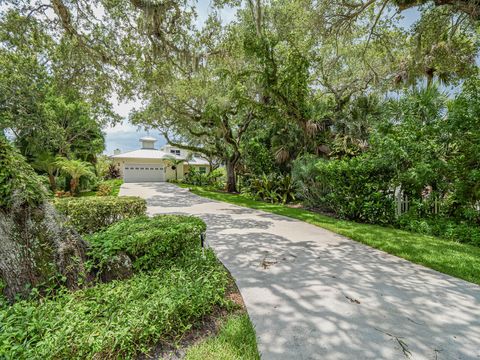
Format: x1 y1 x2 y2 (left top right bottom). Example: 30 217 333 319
0 251 228 360
54 196 146 234
302 156 396 224
87 215 207 271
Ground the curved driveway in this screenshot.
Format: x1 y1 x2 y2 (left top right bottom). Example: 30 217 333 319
120 182 480 360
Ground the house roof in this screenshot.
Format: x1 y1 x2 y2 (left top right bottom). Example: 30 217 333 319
187 157 210 166
139 136 157 142
111 149 183 160
111 149 209 165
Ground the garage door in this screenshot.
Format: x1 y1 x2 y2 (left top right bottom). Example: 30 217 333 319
123 164 165 183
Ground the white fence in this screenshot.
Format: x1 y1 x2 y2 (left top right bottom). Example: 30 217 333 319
394 193 441 217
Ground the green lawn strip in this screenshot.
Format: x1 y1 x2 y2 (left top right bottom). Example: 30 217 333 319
181 184 480 285
184 313 259 360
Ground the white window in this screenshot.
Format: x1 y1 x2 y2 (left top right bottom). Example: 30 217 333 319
170 149 181 156
199 166 207 174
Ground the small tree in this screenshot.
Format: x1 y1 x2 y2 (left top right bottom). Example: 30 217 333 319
164 156 184 181
56 158 95 195
32 152 58 191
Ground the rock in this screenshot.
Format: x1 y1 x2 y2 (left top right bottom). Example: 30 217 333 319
0 201 91 302
99 253 133 283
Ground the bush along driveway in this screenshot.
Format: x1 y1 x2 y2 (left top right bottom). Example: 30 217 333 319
120 182 480 360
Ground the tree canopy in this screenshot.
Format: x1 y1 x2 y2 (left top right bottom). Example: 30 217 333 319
1 0 479 192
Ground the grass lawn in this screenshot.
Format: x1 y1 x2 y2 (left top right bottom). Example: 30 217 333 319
180 184 480 286
184 314 259 360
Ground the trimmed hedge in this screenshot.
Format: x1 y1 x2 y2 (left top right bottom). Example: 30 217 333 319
54 196 146 234
308 157 396 224
87 215 207 271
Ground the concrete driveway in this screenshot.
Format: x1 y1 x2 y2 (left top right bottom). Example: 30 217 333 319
120 182 480 360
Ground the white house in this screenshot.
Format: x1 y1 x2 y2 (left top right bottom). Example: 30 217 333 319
111 137 210 183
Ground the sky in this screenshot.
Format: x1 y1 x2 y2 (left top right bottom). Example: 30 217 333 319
104 3 421 155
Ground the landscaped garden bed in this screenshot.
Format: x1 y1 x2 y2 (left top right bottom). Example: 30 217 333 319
0 212 259 359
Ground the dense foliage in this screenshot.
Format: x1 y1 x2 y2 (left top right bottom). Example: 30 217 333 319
292 83 480 244
0 250 228 359
54 196 147 234
0 137 46 209
312 157 395 224
181 168 225 189
242 173 296 204
87 215 207 272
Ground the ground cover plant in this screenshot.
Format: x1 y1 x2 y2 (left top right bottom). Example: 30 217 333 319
180 185 480 285
0 211 256 359
0 250 229 360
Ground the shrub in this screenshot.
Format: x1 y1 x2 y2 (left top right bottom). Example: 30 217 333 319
291 154 326 207
87 215 207 271
183 168 224 188
303 156 396 224
244 173 296 204
101 179 123 196
96 182 112 196
54 196 146 234
398 213 480 246
0 250 229 360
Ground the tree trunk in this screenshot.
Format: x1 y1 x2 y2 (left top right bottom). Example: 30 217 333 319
0 137 99 303
48 173 57 192
0 201 91 302
226 155 239 193
70 178 78 195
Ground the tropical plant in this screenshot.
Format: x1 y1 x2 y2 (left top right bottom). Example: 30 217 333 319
292 154 326 207
165 155 185 181
55 158 95 195
104 162 120 179
245 173 296 204
32 152 58 191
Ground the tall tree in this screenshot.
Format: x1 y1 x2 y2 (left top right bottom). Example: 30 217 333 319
131 19 260 192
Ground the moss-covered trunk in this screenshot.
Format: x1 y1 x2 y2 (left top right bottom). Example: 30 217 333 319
0 201 90 302
0 137 91 302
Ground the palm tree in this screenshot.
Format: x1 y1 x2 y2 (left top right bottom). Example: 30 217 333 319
32 153 58 191
56 158 95 195
165 155 185 180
